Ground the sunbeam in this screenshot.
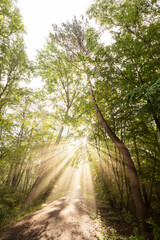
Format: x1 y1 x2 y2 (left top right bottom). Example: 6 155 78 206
24 135 97 217
24 142 80 206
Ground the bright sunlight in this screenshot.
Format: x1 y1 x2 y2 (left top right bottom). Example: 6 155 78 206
1 0 158 239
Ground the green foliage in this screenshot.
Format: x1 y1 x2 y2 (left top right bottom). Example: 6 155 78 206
147 218 160 240
122 209 133 224
0 0 160 236
88 0 160 129
0 185 25 228
128 223 152 240
0 184 49 231
0 0 32 111
87 1 160 222
95 213 128 240
129 229 147 240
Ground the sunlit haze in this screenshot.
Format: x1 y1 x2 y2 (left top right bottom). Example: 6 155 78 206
14 0 106 212
17 0 93 60
1 1 158 238
17 0 111 88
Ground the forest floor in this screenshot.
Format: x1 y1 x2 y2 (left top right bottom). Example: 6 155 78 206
0 190 133 240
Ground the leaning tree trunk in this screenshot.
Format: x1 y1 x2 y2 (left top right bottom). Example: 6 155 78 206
88 80 146 220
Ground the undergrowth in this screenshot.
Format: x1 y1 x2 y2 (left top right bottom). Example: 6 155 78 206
0 185 44 231
0 185 68 231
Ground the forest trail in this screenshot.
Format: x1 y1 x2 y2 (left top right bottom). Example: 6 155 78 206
0 190 98 240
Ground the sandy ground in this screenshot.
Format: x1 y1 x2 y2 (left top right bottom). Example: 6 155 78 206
0 192 98 240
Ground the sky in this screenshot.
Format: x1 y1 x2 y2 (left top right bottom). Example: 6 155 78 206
16 0 111 89
17 0 94 61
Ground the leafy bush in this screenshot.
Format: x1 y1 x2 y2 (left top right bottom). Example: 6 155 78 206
147 218 160 240
0 185 25 228
129 227 148 240
122 208 133 224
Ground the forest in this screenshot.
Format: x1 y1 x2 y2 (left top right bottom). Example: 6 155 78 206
0 0 160 239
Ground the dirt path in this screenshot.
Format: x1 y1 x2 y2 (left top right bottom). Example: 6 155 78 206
0 192 98 240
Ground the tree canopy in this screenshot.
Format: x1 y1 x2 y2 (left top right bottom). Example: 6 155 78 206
0 0 160 237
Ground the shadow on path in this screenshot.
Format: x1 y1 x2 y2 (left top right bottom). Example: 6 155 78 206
0 192 97 240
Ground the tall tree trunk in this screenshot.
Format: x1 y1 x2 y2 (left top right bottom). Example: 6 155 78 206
6 162 14 185
53 126 64 150
149 134 158 206
147 99 160 132
88 79 146 220
119 151 124 209
15 169 25 189
22 168 30 192
104 135 122 205
133 137 150 211
122 160 131 210
94 135 115 207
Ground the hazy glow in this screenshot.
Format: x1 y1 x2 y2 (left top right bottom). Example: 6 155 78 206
24 134 97 218
25 143 79 206
17 0 93 60
17 1 112 88
81 137 88 146
46 161 96 216
80 162 96 213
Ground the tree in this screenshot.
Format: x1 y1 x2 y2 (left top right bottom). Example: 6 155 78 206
0 0 32 111
88 0 160 213
88 0 160 132
45 16 146 220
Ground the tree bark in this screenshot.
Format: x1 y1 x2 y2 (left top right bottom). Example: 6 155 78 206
88 79 146 220
147 99 160 133
133 137 150 211
53 126 64 149
94 134 115 207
